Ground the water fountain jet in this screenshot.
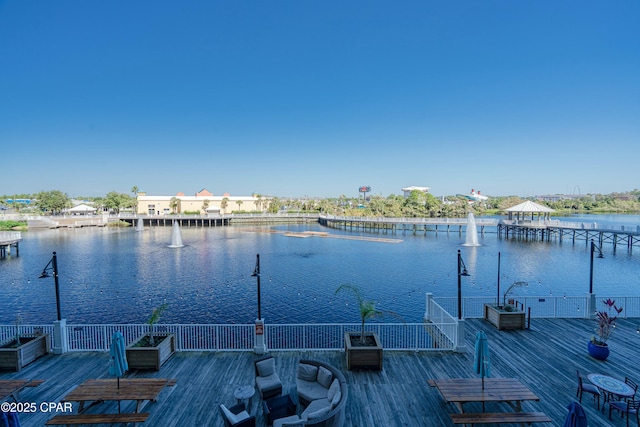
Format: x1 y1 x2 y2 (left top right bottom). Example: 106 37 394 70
168 221 184 248
463 212 481 247
135 218 144 232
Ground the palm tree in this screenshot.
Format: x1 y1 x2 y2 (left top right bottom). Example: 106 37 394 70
221 197 229 214
201 199 210 214
169 197 180 214
236 200 243 212
335 284 383 345
131 186 139 215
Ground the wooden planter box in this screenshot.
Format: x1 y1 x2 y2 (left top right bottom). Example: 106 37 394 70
344 331 383 371
126 333 175 371
484 304 525 330
0 334 50 372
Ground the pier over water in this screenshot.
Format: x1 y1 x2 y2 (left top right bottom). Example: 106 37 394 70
14 213 640 254
0 231 21 258
319 215 640 252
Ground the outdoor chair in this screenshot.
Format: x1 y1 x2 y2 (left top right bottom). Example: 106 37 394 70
219 402 256 427
627 377 639 400
576 370 600 409
609 400 640 427
254 356 283 400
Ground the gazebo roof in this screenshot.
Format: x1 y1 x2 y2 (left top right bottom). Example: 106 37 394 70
505 200 554 213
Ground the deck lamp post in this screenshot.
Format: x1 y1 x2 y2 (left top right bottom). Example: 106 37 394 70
38 251 68 354
251 254 266 354
39 251 61 321
252 254 262 320
457 250 470 320
588 239 604 319
589 239 604 294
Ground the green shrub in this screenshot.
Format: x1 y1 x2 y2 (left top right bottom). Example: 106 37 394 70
107 220 131 227
0 220 27 230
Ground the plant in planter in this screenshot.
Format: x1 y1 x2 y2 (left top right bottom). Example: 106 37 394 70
335 284 400 370
126 303 175 370
0 316 50 372
483 282 527 330
588 299 623 361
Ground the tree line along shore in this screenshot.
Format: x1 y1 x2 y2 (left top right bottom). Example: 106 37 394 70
1 188 639 229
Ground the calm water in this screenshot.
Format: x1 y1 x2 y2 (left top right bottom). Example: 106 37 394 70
1 215 639 325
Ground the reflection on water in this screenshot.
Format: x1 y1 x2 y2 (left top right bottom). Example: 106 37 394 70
1 217 639 324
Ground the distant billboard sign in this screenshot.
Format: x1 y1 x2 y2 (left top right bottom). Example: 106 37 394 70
358 186 371 193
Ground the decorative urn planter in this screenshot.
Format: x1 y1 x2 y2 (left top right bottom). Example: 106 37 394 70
484 304 526 330
126 333 176 371
587 341 610 361
344 331 383 371
0 334 50 372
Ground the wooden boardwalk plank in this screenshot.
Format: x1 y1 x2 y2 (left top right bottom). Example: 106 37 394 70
1 318 638 426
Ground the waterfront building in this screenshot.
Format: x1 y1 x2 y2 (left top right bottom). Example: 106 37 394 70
136 189 267 215
401 186 430 197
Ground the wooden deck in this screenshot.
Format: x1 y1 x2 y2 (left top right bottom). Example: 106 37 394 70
2 318 639 426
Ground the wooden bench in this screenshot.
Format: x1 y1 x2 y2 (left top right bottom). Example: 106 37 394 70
45 412 150 425
450 412 552 425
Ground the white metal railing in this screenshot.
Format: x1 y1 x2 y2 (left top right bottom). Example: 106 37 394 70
0 324 55 348
67 323 449 352
0 322 453 353
433 295 640 319
552 221 640 233
320 215 499 226
0 231 21 243
3 295 639 353
423 293 459 350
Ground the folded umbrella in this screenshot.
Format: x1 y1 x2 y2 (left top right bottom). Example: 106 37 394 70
474 331 490 390
109 331 128 413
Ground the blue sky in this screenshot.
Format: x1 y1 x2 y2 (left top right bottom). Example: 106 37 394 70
1 1 638 198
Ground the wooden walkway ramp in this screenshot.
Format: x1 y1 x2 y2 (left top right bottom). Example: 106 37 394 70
3 318 639 426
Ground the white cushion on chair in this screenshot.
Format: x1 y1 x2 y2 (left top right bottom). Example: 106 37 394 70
235 410 250 422
256 358 275 377
327 378 340 401
317 366 333 389
273 415 304 427
220 404 237 424
298 363 318 381
330 391 342 409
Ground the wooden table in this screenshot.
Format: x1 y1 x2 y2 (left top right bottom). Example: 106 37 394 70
0 379 44 402
433 378 540 413
62 378 175 413
587 374 635 412
234 385 255 407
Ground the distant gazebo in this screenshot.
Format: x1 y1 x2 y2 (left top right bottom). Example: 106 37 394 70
505 200 554 222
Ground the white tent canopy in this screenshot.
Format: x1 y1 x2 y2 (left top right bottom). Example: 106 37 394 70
67 204 97 215
505 200 554 221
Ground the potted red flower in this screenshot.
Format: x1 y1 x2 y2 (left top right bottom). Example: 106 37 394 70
588 299 623 361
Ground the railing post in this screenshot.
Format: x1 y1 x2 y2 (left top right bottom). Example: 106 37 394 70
254 318 266 354
587 293 596 319
424 292 433 321
455 318 466 353
52 319 68 354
